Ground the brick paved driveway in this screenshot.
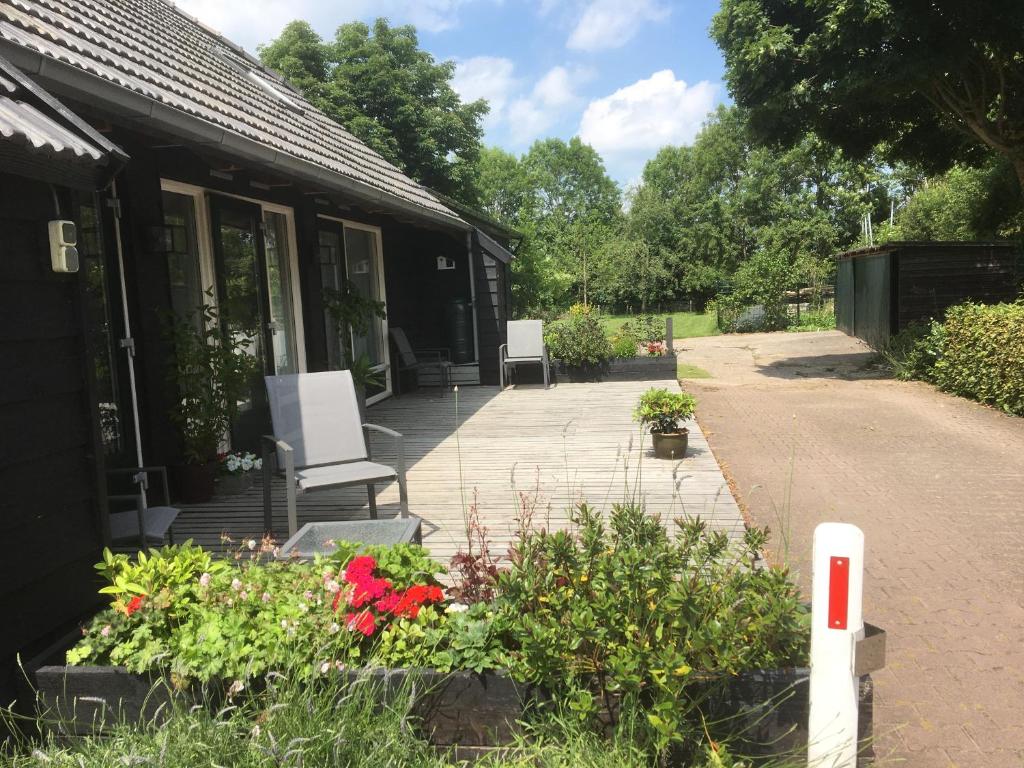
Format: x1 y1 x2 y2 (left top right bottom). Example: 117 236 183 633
679 331 1024 767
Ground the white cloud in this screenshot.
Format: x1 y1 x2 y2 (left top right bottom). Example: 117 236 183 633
579 70 717 154
453 56 520 130
579 70 718 181
455 61 592 145
567 0 670 52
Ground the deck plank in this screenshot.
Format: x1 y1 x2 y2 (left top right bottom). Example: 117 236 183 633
174 381 745 562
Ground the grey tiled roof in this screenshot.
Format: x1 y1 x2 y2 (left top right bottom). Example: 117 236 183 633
0 51 123 165
0 0 463 225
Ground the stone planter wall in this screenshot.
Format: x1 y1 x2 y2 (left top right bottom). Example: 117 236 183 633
32 663 873 764
513 355 678 385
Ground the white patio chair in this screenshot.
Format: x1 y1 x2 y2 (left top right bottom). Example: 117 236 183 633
106 466 178 551
262 370 409 538
499 319 549 389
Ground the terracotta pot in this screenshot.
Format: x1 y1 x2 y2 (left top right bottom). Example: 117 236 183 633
173 461 216 503
651 429 688 460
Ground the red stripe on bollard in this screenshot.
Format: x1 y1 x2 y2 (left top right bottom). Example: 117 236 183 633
828 556 849 630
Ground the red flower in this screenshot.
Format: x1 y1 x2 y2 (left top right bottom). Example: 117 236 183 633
343 556 377 583
345 610 375 636
125 596 144 616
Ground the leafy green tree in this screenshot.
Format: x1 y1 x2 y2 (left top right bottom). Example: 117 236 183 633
474 138 621 314
712 0 1024 187
260 19 488 202
881 156 1024 242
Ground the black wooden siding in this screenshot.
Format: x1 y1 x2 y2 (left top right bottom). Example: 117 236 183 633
0 176 106 677
836 242 1021 347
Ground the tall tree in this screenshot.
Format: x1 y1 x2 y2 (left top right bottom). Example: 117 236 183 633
260 19 488 202
712 0 1024 187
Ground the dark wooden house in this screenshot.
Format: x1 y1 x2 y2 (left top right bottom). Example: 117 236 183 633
0 0 511 701
835 241 1020 348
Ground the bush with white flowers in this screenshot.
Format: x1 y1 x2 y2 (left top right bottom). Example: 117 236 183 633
218 451 262 476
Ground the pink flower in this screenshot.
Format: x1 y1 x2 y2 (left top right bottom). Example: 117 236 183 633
231 578 242 591
100 625 111 638
199 572 211 587
262 592 271 603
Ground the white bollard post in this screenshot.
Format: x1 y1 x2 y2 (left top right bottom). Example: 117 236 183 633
808 522 865 768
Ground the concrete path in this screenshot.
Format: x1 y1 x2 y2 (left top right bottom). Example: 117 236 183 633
678 330 1024 767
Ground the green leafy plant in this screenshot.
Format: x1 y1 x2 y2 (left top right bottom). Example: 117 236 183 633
165 297 255 463
495 504 809 754
932 300 1024 415
545 303 613 366
881 321 944 381
67 542 447 683
322 282 387 388
609 321 640 358
633 388 697 434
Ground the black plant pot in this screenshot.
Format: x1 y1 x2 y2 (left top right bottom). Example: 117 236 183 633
173 461 216 503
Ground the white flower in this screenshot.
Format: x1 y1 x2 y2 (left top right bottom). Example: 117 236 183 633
298 603 308 613
247 539 257 551
445 602 470 614
250 725 261 739
329 622 340 634
241 458 253 472
280 619 288 629
326 579 340 594
262 592 271 603
320 661 331 675
240 591 248 600
100 625 111 638
231 578 242 591
253 458 263 470
199 572 211 587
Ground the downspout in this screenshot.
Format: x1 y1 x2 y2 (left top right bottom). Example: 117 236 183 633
109 178 148 506
465 231 480 365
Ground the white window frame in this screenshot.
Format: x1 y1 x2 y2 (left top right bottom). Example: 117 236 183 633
159 179 307 374
318 214 390 403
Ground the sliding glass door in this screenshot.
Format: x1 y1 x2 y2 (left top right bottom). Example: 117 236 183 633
162 183 303 453
318 218 390 402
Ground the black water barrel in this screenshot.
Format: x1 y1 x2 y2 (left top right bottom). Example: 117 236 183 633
445 298 473 363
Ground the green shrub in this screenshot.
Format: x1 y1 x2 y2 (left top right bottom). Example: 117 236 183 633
881 321 944 381
496 504 809 752
634 314 666 343
610 321 640 358
633 388 696 433
545 304 613 366
933 301 1024 416
786 305 836 332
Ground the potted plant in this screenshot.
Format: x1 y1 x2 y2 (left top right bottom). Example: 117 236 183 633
633 388 696 459
215 451 262 494
165 298 254 503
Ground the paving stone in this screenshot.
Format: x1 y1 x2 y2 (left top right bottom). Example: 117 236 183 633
680 331 1024 766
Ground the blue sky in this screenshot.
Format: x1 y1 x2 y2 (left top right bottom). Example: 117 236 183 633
175 0 727 186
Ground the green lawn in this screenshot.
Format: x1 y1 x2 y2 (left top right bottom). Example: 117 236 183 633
600 311 720 339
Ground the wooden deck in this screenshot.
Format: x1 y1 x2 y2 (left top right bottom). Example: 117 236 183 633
175 381 745 563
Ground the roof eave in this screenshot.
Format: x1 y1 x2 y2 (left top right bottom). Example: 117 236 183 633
0 39 471 233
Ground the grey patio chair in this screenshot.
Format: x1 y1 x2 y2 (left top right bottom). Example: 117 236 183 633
106 466 179 550
389 326 452 396
262 370 409 538
499 319 549 389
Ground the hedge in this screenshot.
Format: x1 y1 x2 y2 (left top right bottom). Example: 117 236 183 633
932 301 1024 416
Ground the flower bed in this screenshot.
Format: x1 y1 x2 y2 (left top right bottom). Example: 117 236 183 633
33 506 879 762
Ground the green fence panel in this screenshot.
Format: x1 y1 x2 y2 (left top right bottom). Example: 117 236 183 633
836 258 855 334
853 253 891 348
